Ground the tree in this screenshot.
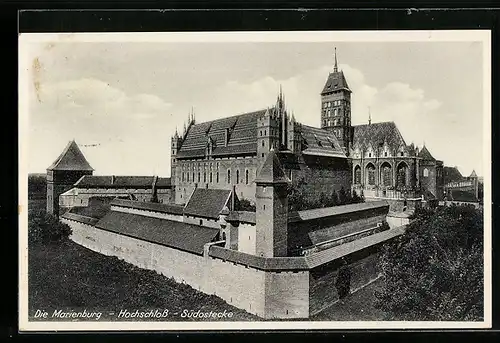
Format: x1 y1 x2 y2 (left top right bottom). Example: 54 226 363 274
330 190 339 206
318 192 329 208
238 198 256 212
352 190 363 204
374 205 484 321
338 187 348 205
28 209 72 245
287 177 308 211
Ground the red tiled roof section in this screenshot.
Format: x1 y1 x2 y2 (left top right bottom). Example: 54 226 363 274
74 175 171 188
300 124 347 158
110 198 184 215
47 140 94 171
184 188 232 219
321 71 351 95
177 109 266 158
352 121 406 150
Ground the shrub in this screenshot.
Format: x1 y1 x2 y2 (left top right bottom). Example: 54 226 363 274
28 209 72 244
375 205 483 320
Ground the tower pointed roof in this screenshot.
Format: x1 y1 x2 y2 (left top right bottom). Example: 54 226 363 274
47 140 94 171
254 149 290 185
321 48 351 95
469 169 478 178
334 47 338 73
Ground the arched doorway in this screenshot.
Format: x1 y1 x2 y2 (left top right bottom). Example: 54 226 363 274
397 162 409 188
354 165 361 184
365 163 376 186
380 162 392 187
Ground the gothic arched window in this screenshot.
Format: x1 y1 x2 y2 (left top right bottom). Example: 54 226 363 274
366 164 376 185
210 172 213 183
397 163 408 188
216 171 219 183
236 170 240 184
381 163 392 186
227 170 231 184
423 168 429 177
245 170 249 184
354 166 361 184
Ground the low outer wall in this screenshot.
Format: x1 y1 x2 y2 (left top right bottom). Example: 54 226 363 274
62 217 206 288
62 218 309 319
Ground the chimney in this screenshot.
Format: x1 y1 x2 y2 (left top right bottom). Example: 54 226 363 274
111 175 115 185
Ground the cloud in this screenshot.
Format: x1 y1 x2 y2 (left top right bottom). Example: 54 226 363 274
34 78 171 118
28 78 173 175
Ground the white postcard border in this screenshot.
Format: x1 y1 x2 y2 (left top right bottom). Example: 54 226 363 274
18 29 492 331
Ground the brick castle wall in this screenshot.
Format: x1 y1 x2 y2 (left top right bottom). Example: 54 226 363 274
62 218 311 319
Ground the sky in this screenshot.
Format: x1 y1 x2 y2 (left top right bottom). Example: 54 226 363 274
22 35 486 177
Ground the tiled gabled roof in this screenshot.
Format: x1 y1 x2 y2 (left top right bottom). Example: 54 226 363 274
74 175 171 188
177 109 265 158
47 140 94 171
321 71 351 95
352 121 406 151
300 125 347 158
110 198 184 215
184 188 232 219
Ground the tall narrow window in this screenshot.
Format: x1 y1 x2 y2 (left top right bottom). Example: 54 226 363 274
227 170 231 184
203 172 206 183
236 170 240 184
210 172 213 183
198 172 200 183
192 173 195 182
216 171 219 183
245 170 249 185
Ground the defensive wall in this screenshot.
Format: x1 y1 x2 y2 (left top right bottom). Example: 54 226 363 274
61 204 404 319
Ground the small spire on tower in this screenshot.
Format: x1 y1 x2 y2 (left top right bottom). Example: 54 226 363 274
334 47 338 73
368 106 372 125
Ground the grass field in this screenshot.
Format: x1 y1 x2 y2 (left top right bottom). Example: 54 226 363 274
28 238 259 321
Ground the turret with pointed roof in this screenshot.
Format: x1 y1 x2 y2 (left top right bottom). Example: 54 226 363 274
255 148 290 257
46 140 94 215
47 140 94 172
418 145 436 161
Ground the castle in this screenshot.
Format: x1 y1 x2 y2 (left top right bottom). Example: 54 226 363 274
44 50 449 319
170 49 444 211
